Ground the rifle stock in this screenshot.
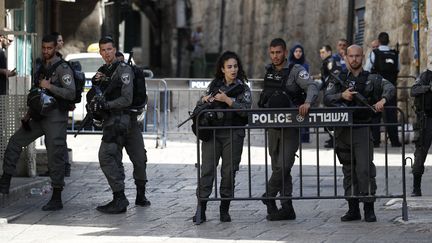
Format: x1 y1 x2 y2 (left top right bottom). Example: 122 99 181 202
329 71 377 113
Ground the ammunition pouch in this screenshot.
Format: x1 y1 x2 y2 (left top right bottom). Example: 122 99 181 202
102 113 130 145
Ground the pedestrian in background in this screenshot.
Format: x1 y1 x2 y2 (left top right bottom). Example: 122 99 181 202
0 31 17 95
365 32 402 148
332 38 348 71
190 26 206 78
289 43 310 143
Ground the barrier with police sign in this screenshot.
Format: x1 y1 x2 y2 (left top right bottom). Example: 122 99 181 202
248 108 353 127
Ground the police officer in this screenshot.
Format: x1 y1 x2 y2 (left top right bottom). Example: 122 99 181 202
0 34 76 211
365 32 401 147
90 36 148 214
258 38 319 221
320 45 341 87
193 51 251 223
410 69 432 197
324 45 395 222
116 50 150 206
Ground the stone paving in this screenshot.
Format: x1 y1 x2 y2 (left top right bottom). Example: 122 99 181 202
1 136 432 242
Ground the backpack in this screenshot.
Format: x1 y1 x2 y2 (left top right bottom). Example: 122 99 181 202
371 49 398 83
67 60 86 108
129 64 148 110
34 59 85 111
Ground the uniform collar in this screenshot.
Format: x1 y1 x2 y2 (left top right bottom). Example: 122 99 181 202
44 55 61 68
266 59 290 71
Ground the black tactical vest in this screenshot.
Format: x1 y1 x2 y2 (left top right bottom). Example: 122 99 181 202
97 62 122 101
259 63 302 108
414 70 432 116
206 79 247 126
339 70 375 123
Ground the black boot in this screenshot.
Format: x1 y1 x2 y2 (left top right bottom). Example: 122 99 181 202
261 193 278 215
266 200 296 221
0 173 12 194
42 187 63 211
411 174 422 197
363 202 377 222
96 190 129 214
192 201 207 223
340 199 361 221
135 186 151 206
219 200 231 222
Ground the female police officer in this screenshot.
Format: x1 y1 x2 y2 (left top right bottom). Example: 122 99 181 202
193 51 251 223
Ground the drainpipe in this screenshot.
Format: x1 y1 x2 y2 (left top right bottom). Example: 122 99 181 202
218 0 225 54
347 0 355 44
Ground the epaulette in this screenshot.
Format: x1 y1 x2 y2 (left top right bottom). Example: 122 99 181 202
368 73 383 82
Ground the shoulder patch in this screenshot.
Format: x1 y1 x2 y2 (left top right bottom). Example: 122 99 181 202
121 73 131 84
298 70 310 80
326 82 335 91
62 74 72 86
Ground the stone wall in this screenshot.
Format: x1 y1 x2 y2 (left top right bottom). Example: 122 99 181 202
56 0 101 55
190 0 349 78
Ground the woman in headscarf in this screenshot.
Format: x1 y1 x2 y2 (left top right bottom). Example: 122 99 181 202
289 44 310 143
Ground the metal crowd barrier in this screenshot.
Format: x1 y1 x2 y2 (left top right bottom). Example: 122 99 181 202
67 79 169 148
194 107 408 224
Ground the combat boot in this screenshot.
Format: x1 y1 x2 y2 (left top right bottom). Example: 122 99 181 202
363 202 377 222
266 200 296 221
135 186 151 206
0 173 12 194
219 200 231 222
192 201 207 223
411 174 422 197
96 190 129 214
261 192 278 215
340 199 361 221
42 187 63 211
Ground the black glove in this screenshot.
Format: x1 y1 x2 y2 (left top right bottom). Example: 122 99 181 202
90 99 109 113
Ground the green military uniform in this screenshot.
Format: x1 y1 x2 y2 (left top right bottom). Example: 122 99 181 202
198 79 251 199
258 62 318 220
3 55 75 188
96 62 135 192
324 69 395 222
410 69 432 196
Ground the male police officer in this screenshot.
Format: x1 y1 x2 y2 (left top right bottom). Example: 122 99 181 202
365 32 401 147
324 45 395 222
410 69 432 196
258 38 319 221
90 36 148 214
0 34 75 211
319 45 342 148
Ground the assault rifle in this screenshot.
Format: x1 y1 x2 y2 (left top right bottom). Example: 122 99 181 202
177 82 242 128
328 71 377 113
74 86 104 137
